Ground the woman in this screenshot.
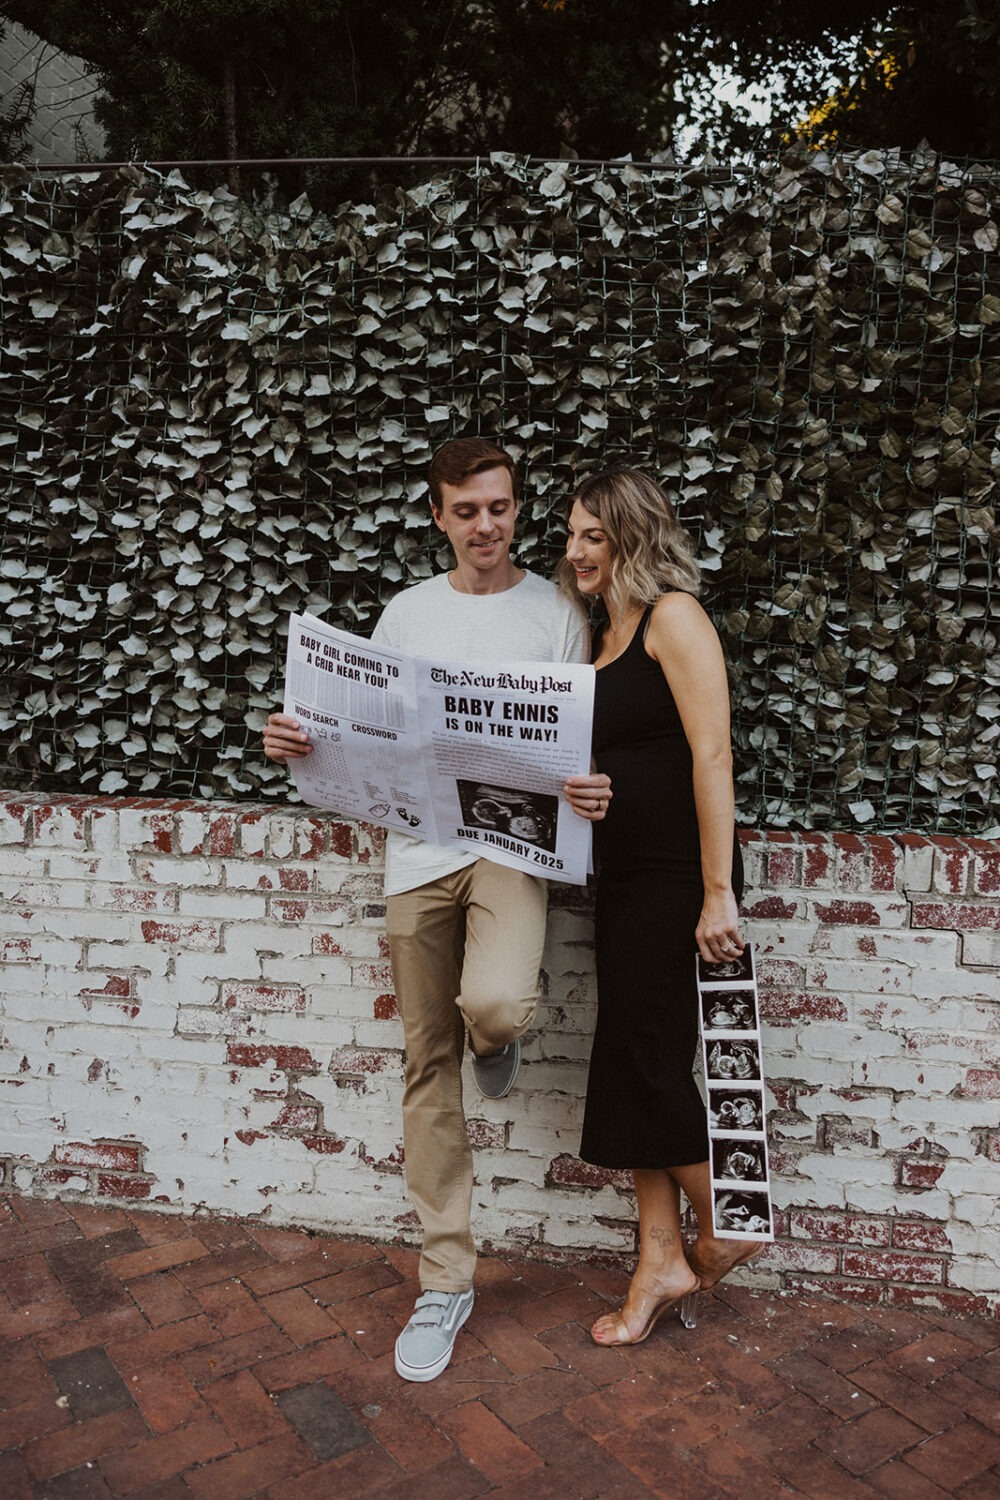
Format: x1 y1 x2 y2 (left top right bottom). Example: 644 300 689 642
561 468 761 1347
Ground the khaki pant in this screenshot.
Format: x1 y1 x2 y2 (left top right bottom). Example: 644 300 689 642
385 860 548 1291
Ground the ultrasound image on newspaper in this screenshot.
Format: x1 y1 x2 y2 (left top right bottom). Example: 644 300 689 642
696 943 775 1242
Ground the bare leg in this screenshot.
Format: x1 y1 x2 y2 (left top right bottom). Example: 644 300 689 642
671 1160 762 1289
591 1168 699 1345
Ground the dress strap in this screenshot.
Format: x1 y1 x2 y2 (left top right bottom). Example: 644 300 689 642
635 603 655 651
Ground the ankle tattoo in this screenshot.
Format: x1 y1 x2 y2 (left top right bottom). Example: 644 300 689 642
649 1224 676 1251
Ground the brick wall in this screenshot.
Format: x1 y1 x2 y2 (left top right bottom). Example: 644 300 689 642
1 793 997 1318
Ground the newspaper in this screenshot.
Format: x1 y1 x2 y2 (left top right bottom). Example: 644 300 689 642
283 611 596 885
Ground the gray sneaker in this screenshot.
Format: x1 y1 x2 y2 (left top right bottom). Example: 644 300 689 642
394 1288 474 1382
471 1037 521 1099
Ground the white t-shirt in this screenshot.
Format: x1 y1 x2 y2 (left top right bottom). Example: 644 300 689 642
371 570 590 896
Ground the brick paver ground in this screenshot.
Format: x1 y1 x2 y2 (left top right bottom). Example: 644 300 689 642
1 1193 998 1498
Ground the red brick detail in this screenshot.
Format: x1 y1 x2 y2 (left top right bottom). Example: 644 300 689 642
545 1153 631 1192
912 902 1000 931
270 1104 320 1133
97 1173 154 1200
801 833 832 887
823 1117 876 1149
883 1285 994 1317
841 1249 945 1284
761 990 848 1022
0 800 29 834
80 975 134 1001
892 1221 951 1253
274 900 306 922
770 1243 840 1275
767 1144 809 1175
1 938 38 964
29 805 53 837
328 1047 394 1075
965 837 1000 894
788 1210 892 1247
329 823 353 858
221 983 306 1014
373 993 398 1020
297 820 329 859
312 933 345 955
226 1043 317 1073
234 1130 267 1145
812 899 886 926
934 836 971 895
352 962 394 988
278 868 310 891
235 811 265 852
766 847 799 884
898 1160 947 1192
54 1141 143 1172
981 1132 1000 1163
301 1134 346 1154
205 816 236 857
110 888 167 912
743 896 799 920
359 1144 404 1173
782 1275 883 1306
868 835 899 892
466 1119 506 1149
959 1069 1000 1099
141 920 219 947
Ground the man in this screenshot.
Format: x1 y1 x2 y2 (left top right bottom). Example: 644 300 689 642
263 437 608 1382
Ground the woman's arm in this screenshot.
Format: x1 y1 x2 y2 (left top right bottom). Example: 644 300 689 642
645 592 744 965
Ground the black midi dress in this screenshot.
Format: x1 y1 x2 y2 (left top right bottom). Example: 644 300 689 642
579 603 744 1170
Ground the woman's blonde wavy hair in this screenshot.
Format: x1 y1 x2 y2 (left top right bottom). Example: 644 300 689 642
557 468 703 620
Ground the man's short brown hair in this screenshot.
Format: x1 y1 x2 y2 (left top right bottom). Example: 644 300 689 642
428 438 519 510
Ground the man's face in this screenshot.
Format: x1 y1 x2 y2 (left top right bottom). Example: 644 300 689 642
432 465 519 578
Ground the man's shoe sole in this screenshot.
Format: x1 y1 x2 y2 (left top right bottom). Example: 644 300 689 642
471 1038 521 1099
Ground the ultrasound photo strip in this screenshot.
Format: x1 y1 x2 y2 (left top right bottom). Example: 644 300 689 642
695 941 774 1244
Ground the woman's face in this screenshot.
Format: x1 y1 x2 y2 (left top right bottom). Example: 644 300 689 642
565 499 612 598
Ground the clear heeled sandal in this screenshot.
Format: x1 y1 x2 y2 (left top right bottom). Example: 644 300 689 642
591 1279 700 1346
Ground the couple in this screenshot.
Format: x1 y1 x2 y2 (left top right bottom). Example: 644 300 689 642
264 437 759 1382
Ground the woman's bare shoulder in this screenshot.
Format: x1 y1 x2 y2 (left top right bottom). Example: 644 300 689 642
650 590 707 621
646 591 714 647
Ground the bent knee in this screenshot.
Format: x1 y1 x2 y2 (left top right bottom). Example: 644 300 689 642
459 988 537 1050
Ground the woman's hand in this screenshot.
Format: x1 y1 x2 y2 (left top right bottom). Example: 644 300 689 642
263 712 312 762
695 887 744 966
563 772 612 821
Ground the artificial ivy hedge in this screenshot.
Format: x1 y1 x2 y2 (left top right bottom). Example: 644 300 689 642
1 153 997 830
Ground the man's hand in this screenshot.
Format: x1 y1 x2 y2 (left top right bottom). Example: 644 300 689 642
563 772 612 821
263 713 312 762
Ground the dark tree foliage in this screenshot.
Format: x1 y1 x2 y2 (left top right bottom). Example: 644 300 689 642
695 1 1000 159
5 1 1000 199
0 0 686 201
799 3 1000 159
0 22 36 158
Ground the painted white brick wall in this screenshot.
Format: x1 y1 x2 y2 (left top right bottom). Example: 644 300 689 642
1 22 105 162
1 795 998 1318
